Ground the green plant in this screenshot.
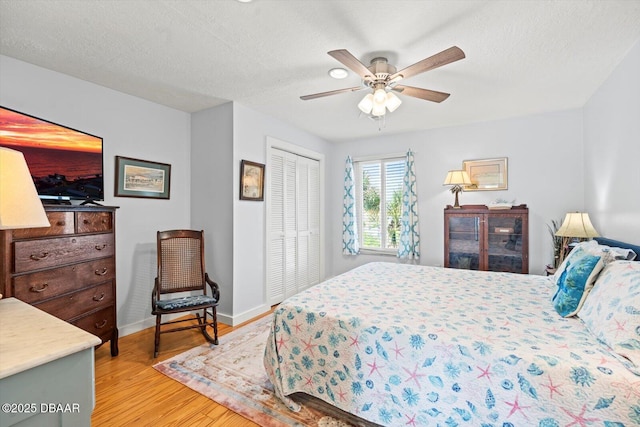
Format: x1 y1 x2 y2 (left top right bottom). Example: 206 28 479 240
547 218 563 268
387 190 402 248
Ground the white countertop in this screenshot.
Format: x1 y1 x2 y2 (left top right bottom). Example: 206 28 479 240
0 298 102 379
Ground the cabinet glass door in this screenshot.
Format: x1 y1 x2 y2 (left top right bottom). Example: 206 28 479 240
447 215 481 270
487 214 523 272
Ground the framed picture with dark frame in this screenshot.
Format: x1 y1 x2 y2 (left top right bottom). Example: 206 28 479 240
462 157 508 191
239 160 265 201
115 156 171 199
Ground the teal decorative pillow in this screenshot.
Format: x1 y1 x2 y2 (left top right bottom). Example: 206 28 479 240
554 241 595 282
578 261 640 375
552 250 604 317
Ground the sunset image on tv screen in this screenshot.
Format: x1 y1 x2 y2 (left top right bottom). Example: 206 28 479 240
0 107 103 200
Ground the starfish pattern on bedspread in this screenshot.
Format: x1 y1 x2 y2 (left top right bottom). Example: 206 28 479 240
264 262 640 426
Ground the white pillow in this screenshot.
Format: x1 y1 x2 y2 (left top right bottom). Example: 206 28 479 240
578 260 640 375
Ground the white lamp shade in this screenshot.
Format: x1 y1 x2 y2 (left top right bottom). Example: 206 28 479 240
372 88 387 105
357 94 373 114
0 147 50 229
443 170 472 186
371 102 386 116
555 212 599 238
385 91 402 112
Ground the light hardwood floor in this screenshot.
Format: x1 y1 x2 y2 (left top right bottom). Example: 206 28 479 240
91 314 270 427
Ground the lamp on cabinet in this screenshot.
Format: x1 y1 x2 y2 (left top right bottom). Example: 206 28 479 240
443 170 472 209
554 212 599 265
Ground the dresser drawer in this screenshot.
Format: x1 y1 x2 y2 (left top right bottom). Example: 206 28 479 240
77 211 113 233
72 306 115 340
14 233 114 273
34 282 114 321
12 212 75 239
12 258 115 304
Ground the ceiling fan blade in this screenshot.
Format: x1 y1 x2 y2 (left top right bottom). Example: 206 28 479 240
328 49 374 81
389 46 465 82
300 86 365 100
394 85 450 103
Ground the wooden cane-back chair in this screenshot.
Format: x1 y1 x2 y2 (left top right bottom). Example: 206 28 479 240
152 229 219 357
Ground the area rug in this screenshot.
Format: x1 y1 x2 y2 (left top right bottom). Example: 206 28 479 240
153 315 376 427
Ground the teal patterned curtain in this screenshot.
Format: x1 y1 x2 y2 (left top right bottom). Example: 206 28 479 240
342 156 360 255
398 149 420 259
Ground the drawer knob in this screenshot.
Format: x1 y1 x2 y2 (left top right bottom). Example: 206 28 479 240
95 244 107 251
56 221 66 226
29 252 49 261
93 293 105 302
95 268 108 276
84 219 90 224
30 283 49 293
95 319 108 329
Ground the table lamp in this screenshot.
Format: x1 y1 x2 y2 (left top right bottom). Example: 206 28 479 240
555 212 599 264
0 147 50 299
443 170 472 209
0 147 50 230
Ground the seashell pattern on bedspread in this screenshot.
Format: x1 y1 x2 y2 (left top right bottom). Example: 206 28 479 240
263 262 639 426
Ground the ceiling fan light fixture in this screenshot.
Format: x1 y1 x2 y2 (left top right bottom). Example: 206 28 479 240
371 102 386 117
358 93 374 114
301 46 465 125
373 88 387 105
385 91 402 112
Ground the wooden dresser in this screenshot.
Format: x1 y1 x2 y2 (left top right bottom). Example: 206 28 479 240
0 205 119 356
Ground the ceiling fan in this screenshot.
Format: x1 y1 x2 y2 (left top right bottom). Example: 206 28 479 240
300 46 465 117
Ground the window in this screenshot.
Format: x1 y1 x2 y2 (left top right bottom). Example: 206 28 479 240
354 156 405 252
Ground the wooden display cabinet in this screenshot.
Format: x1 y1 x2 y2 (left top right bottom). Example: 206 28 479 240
444 204 529 274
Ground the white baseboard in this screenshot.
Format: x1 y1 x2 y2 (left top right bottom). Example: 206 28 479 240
223 304 271 326
117 305 271 337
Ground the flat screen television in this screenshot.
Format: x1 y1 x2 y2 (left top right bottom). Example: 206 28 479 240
0 106 104 203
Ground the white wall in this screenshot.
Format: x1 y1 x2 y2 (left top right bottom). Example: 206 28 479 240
230 103 333 324
191 103 235 322
329 109 584 276
584 39 640 243
0 55 192 336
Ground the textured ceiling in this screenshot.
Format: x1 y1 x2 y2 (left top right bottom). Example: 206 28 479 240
1 0 640 143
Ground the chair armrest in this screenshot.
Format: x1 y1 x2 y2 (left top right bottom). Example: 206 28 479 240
151 278 159 310
205 273 220 302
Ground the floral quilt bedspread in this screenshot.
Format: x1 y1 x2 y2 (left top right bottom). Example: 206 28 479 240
263 262 639 426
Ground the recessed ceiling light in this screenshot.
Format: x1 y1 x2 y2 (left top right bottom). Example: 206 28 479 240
236 0 253 3
328 68 348 79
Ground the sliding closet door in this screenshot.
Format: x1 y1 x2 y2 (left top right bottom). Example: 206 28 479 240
267 148 320 305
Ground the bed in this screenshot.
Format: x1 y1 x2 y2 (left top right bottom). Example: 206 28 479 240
264 238 640 426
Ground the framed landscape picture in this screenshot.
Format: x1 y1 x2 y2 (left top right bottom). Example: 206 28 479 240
463 157 508 191
239 160 265 201
115 156 171 199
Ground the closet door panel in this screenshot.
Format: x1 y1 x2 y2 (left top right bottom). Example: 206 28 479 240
267 148 321 304
307 158 321 287
267 150 286 304
268 239 285 302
